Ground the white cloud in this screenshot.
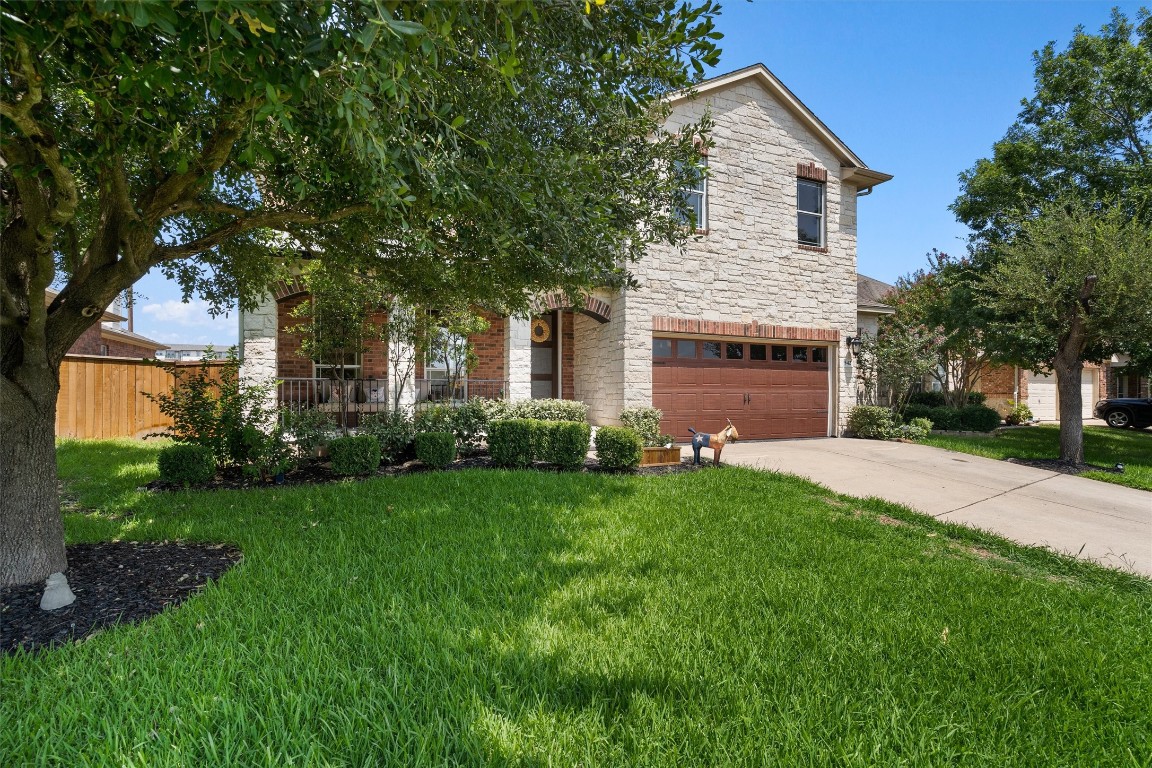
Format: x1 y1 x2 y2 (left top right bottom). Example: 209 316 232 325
138 299 237 346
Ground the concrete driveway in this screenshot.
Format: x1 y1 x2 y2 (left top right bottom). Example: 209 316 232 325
701 438 1152 577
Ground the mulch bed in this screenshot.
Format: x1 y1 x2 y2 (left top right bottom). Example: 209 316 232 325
145 454 711 492
1005 457 1125 475
1 541 242 654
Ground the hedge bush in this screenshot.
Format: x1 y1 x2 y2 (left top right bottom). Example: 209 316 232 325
908 390 947 408
619 406 663 447
328 434 381 476
847 406 896 439
157 443 216 486
360 411 415 465
595 426 643 471
415 431 457 469
489 419 535 468
967 391 988 405
543 421 591 470
903 404 1001 432
480 398 588 423
960 404 1002 432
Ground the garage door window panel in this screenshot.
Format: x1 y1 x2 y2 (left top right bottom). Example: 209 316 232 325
676 340 697 359
726 343 744 360
793 346 808 362
702 341 722 360
653 338 673 358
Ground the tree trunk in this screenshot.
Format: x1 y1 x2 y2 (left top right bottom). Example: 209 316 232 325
0 362 67 587
1053 355 1085 465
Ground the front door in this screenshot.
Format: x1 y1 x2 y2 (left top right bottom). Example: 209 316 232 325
530 312 558 399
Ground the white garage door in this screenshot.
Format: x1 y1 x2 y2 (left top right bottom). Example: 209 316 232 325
1026 370 1096 421
1027 371 1056 421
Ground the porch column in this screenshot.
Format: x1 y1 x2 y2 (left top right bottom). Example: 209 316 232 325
505 315 532 400
239 290 278 415
388 301 417 413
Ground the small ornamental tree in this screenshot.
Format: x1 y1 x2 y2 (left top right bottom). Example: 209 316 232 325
0 0 722 593
980 199 1152 463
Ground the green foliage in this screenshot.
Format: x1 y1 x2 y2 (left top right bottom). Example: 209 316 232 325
619 406 664 447
415 432 457 470
239 424 296 481
595 426 643 471
282 408 335 458
906 405 1001 432
906 417 935 440
541 422 592 471
909 391 947 408
855 324 937 413
156 443 215 487
847 406 897 440
953 9 1152 243
959 405 1003 432
413 400 489 454
482 398 590 423
328 435 381 476
359 411 416 465
488 419 535 468
414 404 456 435
147 350 277 468
1005 400 1034 426
967 391 988 405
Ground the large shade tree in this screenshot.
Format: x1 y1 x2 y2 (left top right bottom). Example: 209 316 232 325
951 8 1152 460
979 200 1152 463
0 0 721 591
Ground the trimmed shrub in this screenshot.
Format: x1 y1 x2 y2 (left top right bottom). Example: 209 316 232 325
415 432 457 469
1005 400 1033 426
360 410 416 465
544 421 591 470
847 406 896 439
619 406 663 447
959 404 1002 432
908 390 947 408
595 426 643 471
902 403 933 423
449 399 489 453
966 391 988 405
489 419 535 468
896 417 934 441
157 443 215 486
282 408 334 458
926 406 963 431
328 434 381 476
490 398 588 423
414 403 455 434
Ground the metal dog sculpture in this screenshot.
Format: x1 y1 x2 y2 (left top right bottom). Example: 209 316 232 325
688 420 739 465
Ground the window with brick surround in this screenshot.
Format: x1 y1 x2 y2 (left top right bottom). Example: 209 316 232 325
677 156 707 231
797 179 824 246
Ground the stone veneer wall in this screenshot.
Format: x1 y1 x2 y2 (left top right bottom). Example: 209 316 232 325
617 79 862 434
573 292 626 425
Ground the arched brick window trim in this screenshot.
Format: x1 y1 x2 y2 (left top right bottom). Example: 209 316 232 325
272 277 308 302
536 292 611 324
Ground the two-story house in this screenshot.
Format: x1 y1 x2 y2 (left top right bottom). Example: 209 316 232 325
239 64 892 439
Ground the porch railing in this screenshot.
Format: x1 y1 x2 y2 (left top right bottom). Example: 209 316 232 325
414 378 507 403
277 377 509 427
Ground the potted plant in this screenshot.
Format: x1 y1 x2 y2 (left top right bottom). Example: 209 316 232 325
620 407 681 466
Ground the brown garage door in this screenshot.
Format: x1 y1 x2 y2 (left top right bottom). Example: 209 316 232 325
652 338 830 440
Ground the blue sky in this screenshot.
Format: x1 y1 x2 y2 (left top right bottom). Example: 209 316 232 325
129 0 1143 347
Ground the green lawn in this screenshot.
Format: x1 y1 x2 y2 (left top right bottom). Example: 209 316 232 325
921 424 1152 492
2 440 1150 766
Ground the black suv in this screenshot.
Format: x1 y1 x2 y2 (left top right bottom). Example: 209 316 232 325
1094 397 1152 429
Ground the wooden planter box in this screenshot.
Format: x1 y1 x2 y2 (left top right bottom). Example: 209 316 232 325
641 446 682 467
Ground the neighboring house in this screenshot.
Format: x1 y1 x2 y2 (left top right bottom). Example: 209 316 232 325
978 364 1108 421
239 64 893 439
47 290 167 359
155 344 226 363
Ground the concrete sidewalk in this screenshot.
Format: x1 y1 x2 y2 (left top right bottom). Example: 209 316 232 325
703 438 1152 576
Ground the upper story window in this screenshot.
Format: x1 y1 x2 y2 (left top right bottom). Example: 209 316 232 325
796 161 828 248
677 156 708 231
797 179 824 246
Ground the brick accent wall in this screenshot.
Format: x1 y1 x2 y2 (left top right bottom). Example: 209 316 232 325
561 311 575 400
102 337 161 358
276 294 388 379
69 325 103 356
469 311 506 382
651 317 840 341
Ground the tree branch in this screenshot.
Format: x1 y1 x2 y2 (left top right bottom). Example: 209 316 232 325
0 38 79 236
152 203 376 263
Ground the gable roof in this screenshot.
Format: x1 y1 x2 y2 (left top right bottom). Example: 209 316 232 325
669 64 893 191
857 274 895 314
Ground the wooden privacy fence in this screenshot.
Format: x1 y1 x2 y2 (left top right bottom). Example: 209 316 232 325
55 356 227 440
